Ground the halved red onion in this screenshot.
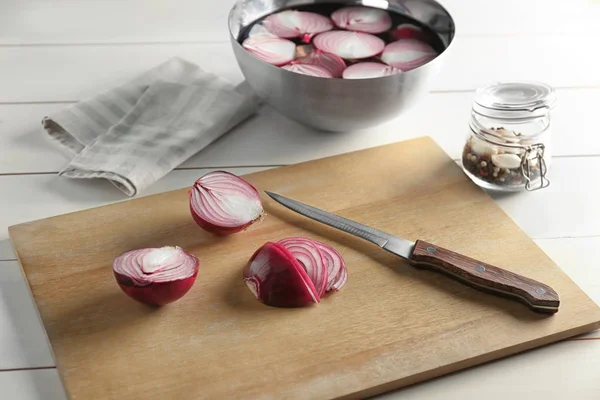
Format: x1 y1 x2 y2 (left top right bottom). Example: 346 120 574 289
189 170 264 236
390 24 424 41
381 39 437 71
342 62 402 79
263 10 333 43
113 246 199 306
331 6 392 34
313 31 385 60
279 237 328 296
282 63 333 78
244 242 319 307
295 49 346 78
242 35 296 66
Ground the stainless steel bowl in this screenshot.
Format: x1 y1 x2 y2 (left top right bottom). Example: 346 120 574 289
228 0 455 132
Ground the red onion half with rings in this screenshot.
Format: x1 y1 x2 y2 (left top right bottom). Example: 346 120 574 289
113 246 199 306
295 49 347 78
242 35 297 66
263 10 333 43
189 171 264 236
381 39 438 71
282 63 333 78
331 6 392 34
313 31 385 60
342 62 402 79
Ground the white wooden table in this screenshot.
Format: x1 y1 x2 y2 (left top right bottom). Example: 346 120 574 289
1 1 599 398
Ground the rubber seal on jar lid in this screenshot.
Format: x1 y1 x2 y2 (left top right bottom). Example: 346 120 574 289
473 81 556 120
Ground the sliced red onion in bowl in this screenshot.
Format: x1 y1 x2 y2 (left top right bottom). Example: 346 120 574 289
189 170 264 236
381 39 438 71
313 31 385 60
295 49 347 78
282 63 333 78
331 6 392 34
242 35 297 66
263 10 333 43
113 246 199 306
390 24 424 41
244 242 319 307
279 237 328 296
342 62 402 79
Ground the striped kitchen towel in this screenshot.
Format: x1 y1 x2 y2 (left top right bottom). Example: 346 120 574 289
42 57 260 197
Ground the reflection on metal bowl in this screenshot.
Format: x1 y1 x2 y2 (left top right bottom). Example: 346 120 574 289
228 0 456 132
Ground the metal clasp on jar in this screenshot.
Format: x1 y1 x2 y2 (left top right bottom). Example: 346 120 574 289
522 143 550 191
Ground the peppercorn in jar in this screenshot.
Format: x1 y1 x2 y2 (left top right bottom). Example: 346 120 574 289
461 82 555 192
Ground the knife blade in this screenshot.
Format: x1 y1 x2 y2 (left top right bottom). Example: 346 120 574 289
265 191 559 314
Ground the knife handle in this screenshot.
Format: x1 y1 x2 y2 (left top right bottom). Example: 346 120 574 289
408 240 560 314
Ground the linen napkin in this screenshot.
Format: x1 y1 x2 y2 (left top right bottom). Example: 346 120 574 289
42 57 260 197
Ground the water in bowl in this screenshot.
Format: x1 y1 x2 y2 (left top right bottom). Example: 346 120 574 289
237 3 445 79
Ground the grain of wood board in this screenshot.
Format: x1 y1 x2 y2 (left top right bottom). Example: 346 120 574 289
8 137 600 400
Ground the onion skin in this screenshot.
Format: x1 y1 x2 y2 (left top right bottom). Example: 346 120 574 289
244 242 319 308
114 270 198 307
295 49 347 78
189 170 264 236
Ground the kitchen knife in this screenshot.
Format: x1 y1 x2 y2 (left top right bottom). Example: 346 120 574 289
265 191 560 314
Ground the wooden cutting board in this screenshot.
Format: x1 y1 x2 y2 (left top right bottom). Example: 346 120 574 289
9 137 600 400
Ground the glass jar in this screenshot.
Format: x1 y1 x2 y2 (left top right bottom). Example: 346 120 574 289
461 81 556 192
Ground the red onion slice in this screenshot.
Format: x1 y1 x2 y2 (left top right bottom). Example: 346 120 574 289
242 35 297 66
244 242 319 307
390 24 424 41
282 63 333 78
342 62 402 79
263 10 333 43
295 49 347 78
189 170 264 235
279 237 328 296
381 39 438 71
113 246 199 306
308 240 347 292
313 31 385 60
331 6 392 34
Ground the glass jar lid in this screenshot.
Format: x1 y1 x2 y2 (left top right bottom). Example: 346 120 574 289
473 81 556 120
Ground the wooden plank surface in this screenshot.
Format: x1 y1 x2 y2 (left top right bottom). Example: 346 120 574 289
9 137 600 399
